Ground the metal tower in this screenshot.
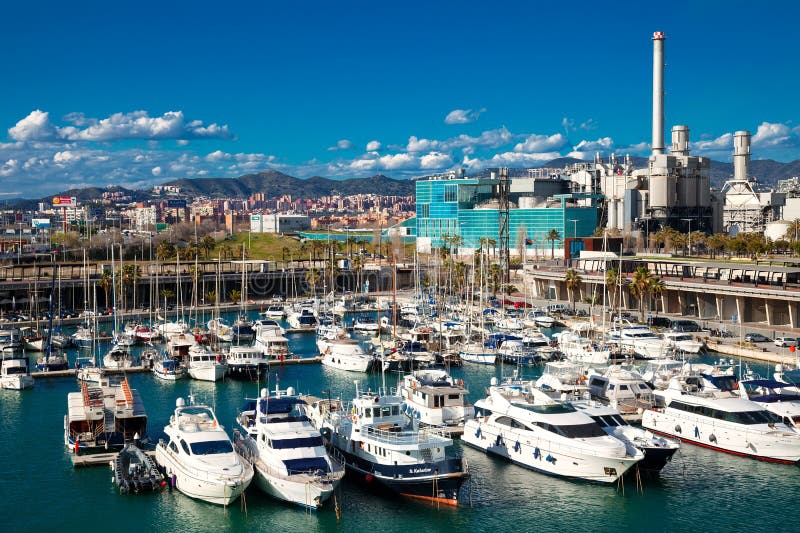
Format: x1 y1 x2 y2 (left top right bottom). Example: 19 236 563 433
498 167 510 284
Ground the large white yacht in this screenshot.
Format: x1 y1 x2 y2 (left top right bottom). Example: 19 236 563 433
661 331 704 354
234 387 344 509
610 325 666 359
320 338 375 372
736 379 800 433
642 373 800 464
398 369 474 432
254 322 290 360
155 397 253 505
586 366 655 422
462 379 643 483
554 330 613 365
535 361 589 398
1 355 34 390
305 385 469 505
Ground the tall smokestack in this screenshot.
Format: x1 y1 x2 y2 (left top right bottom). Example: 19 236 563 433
652 31 665 156
733 130 751 181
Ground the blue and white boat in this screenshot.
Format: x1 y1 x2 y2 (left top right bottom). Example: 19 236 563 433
153 354 187 381
234 387 344 509
306 383 469 506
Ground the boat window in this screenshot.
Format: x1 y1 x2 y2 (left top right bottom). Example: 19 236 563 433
372 407 380 418
611 415 627 426
434 396 442 408
495 416 514 427
589 378 604 387
169 441 179 453
180 439 192 455
391 406 400 416
270 436 324 449
608 384 616 391
448 394 460 400
590 416 609 427
542 422 606 439
189 440 234 455
618 385 629 391
511 419 533 431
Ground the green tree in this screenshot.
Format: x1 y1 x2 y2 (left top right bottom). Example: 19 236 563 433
547 229 561 260
648 276 666 316
160 288 176 309
99 269 113 310
156 241 175 260
228 289 241 303
605 268 625 314
305 267 321 296
205 290 216 305
200 234 216 259
564 268 583 311
629 266 653 322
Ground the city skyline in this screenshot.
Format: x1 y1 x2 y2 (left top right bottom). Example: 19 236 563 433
2 0 799 196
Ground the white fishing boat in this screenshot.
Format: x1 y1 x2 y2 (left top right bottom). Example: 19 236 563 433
462 379 643 483
1 355 34 390
320 339 375 372
186 345 227 382
398 369 474 431
642 373 800 464
254 322 290 360
234 387 344 509
155 397 253 505
153 355 187 381
166 332 198 361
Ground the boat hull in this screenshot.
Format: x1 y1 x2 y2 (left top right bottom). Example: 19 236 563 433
227 363 267 381
252 465 336 509
188 364 227 382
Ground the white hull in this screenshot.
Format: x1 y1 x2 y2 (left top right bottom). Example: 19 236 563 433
321 353 372 372
642 409 800 463
459 351 497 365
153 369 186 381
252 465 335 509
462 419 638 482
188 364 227 382
156 446 252 505
0 375 34 390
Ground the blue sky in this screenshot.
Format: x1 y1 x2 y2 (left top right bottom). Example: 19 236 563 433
1 0 799 196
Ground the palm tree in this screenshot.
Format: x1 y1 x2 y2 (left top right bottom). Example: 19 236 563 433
200 235 216 259
488 263 502 296
547 229 561 260
786 220 800 243
629 266 653 322
605 268 624 314
160 288 175 310
647 276 666 316
228 289 241 303
156 241 175 260
205 290 216 305
351 254 364 293
564 268 583 311
99 269 113 310
305 267 321 296
117 264 141 310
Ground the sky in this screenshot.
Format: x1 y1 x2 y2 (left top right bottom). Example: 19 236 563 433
1 0 799 197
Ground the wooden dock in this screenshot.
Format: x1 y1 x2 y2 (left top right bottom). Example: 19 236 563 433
32 356 321 379
71 449 157 468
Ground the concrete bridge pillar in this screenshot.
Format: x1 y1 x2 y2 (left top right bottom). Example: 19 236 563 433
764 299 773 326
735 296 745 324
789 302 797 329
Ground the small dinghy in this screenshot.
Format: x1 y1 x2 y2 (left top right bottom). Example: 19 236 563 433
112 441 164 494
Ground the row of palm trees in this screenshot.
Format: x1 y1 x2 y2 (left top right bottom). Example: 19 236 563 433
563 265 666 321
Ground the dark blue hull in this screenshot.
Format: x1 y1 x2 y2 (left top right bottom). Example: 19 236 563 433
338 449 467 505
226 363 267 381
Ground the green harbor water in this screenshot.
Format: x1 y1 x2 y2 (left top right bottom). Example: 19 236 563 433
1 313 797 533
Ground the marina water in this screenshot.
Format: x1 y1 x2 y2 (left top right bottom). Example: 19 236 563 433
2 311 797 532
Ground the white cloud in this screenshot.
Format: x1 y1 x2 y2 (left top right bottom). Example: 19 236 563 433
514 133 567 153
488 151 562 166
205 150 232 162
444 108 486 125
752 122 791 148
406 136 440 153
151 166 162 176
0 159 18 176
53 150 83 164
692 133 733 154
8 110 57 141
572 137 613 152
420 151 453 169
8 109 232 142
328 139 353 151
366 140 381 151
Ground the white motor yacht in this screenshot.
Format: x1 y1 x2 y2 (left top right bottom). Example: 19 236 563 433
458 341 497 365
260 305 286 319
737 379 800 433
254 323 290 360
234 387 344 509
0 328 23 353
554 330 612 365
103 344 136 370
535 361 589 398
166 332 198 361
352 316 380 333
155 397 253 505
398 369 474 431
186 345 227 382
462 380 643 483
226 345 268 381
610 326 667 359
586 366 655 422
661 331 704 354
207 318 233 343
642 373 800 464
321 339 375 372
1 355 34 390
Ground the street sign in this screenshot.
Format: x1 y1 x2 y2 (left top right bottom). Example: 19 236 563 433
167 199 186 208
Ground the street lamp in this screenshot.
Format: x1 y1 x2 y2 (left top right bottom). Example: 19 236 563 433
681 218 693 257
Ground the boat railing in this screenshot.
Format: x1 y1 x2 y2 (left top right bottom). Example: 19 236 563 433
158 439 247 482
363 424 451 446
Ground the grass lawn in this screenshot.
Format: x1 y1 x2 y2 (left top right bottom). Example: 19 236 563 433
212 233 305 261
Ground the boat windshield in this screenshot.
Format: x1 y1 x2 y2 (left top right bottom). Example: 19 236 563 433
513 402 576 415
189 440 234 455
4 366 27 375
590 414 628 427
539 421 607 439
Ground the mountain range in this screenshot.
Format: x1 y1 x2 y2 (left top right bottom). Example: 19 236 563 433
13 157 800 207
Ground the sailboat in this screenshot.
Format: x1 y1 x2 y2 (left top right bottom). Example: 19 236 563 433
37 261 69 372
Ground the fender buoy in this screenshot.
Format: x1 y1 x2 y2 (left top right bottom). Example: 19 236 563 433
215 354 221 362
74 440 80 454
458 379 464 387
353 415 358 424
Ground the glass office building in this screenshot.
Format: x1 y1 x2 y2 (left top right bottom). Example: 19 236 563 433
415 176 599 252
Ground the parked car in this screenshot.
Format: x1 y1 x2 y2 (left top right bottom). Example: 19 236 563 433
774 337 798 347
671 319 702 332
744 333 771 343
647 316 672 328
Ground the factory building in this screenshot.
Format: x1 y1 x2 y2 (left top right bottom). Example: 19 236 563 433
415 171 598 256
